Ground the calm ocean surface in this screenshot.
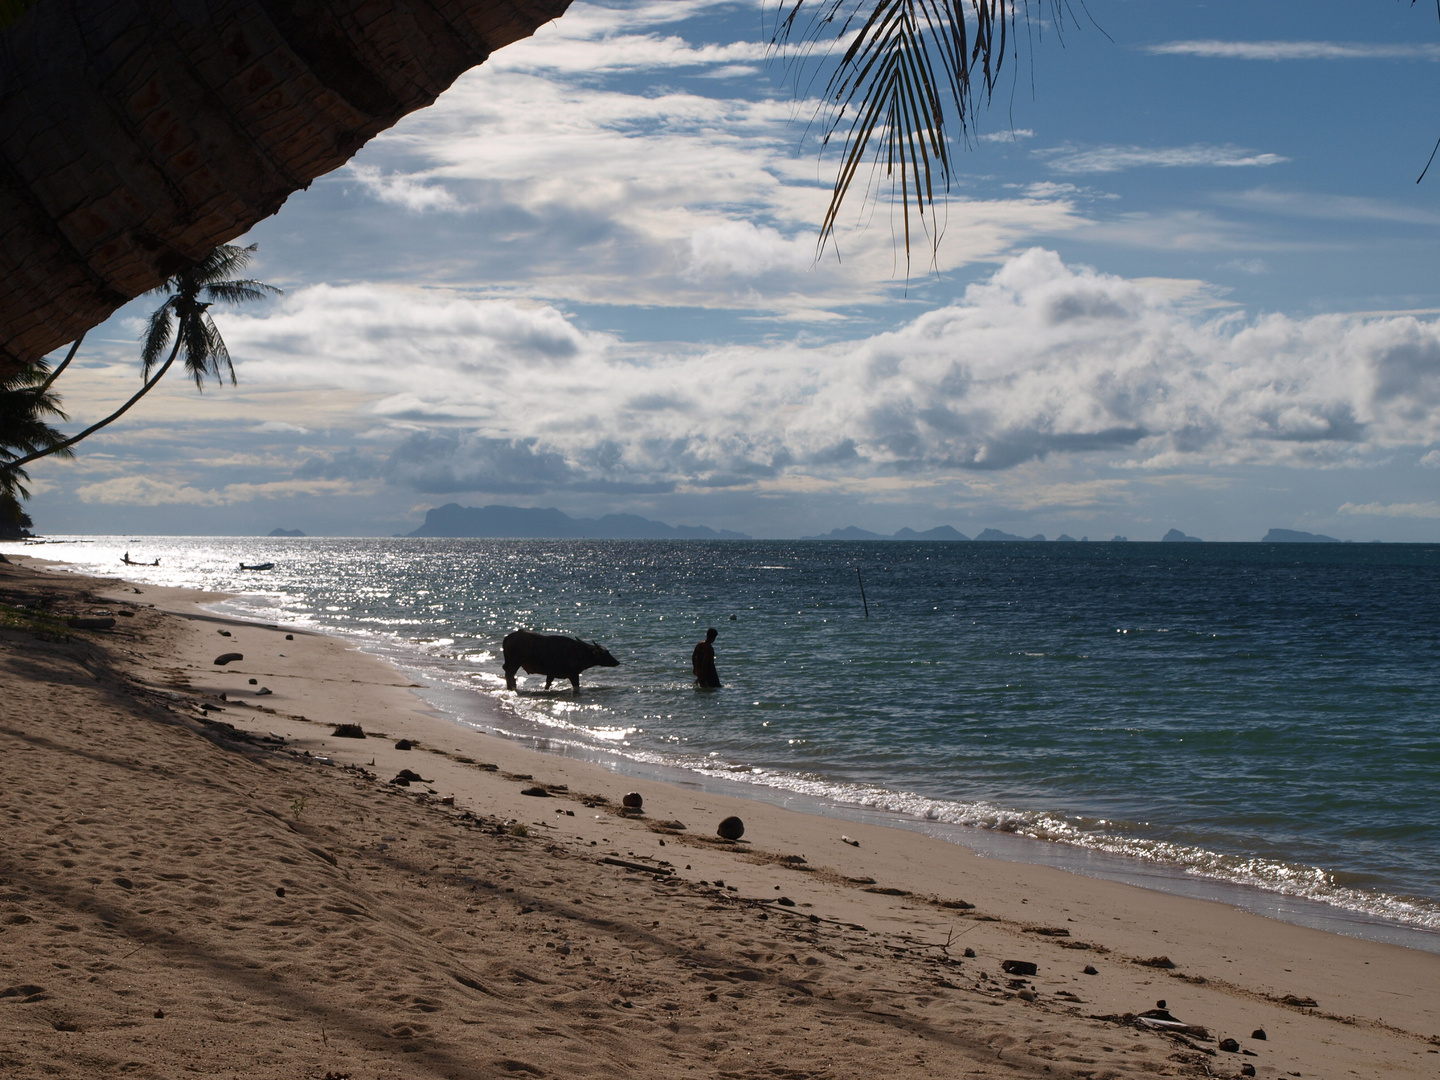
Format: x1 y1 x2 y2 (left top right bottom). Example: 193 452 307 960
16 536 1440 943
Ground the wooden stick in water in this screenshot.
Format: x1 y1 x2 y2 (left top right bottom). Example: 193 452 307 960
856 566 869 618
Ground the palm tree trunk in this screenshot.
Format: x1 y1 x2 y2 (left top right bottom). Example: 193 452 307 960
4 335 182 471
35 333 83 396
0 0 572 382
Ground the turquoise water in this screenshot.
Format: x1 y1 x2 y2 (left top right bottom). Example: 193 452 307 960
16 536 1439 939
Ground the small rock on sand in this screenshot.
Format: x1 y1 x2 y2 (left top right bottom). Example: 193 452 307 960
248 678 257 684
717 816 745 840
1136 956 1176 969
1251 1029 1267 1040
256 687 272 695
1219 1038 1240 1053
520 787 551 797
1082 965 1098 974
213 652 243 665
395 739 415 750
285 634 293 639
1240 1065 1256 1077
217 630 231 636
1001 960 1038 976
622 792 643 808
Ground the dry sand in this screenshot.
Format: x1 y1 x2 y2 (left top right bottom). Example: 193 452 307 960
2 554 1437 1079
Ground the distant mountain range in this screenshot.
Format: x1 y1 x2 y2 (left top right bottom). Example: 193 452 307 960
407 503 750 540
803 525 1123 542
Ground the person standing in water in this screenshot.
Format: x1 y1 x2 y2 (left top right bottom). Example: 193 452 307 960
692 627 721 688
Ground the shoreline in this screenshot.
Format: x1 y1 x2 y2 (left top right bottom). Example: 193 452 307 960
198 582 1440 955
20 541 1440 952
3 553 1438 1078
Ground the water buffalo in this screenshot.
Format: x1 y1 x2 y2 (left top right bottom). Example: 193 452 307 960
502 630 620 692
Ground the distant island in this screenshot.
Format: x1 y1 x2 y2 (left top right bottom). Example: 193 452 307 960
407 503 750 540
268 528 306 537
1262 528 1340 543
1162 528 1203 542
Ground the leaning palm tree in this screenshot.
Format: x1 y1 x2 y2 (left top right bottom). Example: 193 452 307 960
2 244 280 474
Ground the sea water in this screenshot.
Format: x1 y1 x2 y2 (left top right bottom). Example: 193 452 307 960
14 536 1439 945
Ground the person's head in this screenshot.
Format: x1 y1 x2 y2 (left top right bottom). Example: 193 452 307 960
706 627 718 642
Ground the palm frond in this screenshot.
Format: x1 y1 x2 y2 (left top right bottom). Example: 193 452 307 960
777 0 1071 271
141 300 176 376
204 278 283 305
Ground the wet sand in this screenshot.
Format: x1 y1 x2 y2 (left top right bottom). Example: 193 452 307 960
2 554 1437 1079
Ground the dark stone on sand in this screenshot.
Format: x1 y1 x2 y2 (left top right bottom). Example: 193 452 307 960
521 786 551 797
285 634 293 640
1001 960 1038 976
1251 1029 1267 1040
963 947 976 958
213 652 243 665
1136 955 1176 969
153 1009 164 1018
1241 1065 1256 1077
248 678 257 684
395 739 415 750
332 723 366 738
67 616 115 630
1083 965 1098 975
716 816 745 840
622 791 643 809
217 629 231 636
776 896 795 906
275 887 285 897
256 687 272 695
1219 1038 1240 1053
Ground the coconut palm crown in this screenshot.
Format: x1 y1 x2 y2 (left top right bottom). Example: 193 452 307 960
0 360 72 501
142 243 280 389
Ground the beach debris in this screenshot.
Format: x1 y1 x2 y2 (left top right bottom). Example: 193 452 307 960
390 769 430 786
395 738 415 750
256 687 272 695
520 786 551 797
332 723 366 738
717 815 745 840
622 791 643 809
937 898 975 910
1136 955 1176 969
1001 960 1038 977
775 896 795 906
1251 1029 1267 1040
213 652 243 665
1219 1038 1240 1053
1134 1006 1211 1039
1016 989 1037 1001
840 835 859 846
217 629 231 636
1026 926 1071 937
863 886 909 896
248 678 257 684
1278 994 1317 1009
600 856 672 876
67 616 115 630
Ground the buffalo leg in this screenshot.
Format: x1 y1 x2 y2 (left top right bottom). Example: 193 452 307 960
569 674 581 692
545 676 554 690
504 664 518 691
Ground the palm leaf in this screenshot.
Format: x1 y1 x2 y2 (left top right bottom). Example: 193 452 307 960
777 0 1074 271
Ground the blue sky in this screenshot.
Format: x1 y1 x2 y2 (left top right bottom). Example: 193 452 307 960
22 0 1440 540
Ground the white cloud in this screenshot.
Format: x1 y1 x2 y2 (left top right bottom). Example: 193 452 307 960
346 165 462 213
213 252 1440 498
1213 189 1440 227
1147 41 1440 62
1338 501 1440 518
1421 449 1440 468
74 475 376 506
1040 144 1289 174
979 129 1035 143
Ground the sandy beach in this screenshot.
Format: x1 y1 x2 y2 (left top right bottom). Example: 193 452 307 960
2 553 1437 1080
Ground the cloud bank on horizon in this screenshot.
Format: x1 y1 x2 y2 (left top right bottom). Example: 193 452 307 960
21 0 1440 541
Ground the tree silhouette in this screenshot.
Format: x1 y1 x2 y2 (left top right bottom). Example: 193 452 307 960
0 358 72 508
2 244 280 475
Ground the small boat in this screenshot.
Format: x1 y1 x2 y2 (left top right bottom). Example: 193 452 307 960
238 562 275 571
